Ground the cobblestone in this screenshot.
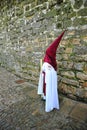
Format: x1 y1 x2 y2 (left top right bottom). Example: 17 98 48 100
0 67 87 130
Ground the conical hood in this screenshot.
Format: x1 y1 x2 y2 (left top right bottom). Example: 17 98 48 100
44 30 66 70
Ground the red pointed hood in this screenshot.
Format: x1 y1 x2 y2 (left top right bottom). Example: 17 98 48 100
43 30 66 71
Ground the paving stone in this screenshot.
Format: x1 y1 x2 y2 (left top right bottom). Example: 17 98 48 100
70 102 87 122
29 89 39 99
59 97 77 116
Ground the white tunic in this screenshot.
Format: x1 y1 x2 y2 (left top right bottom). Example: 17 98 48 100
38 62 59 112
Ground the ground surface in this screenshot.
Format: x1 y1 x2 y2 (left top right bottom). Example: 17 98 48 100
0 67 87 130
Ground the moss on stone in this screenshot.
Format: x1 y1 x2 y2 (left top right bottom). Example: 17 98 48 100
45 8 57 18
25 5 30 11
63 20 72 28
49 1 57 9
70 52 76 57
74 18 87 26
16 8 23 17
84 0 87 7
67 40 74 48
62 2 73 14
73 0 83 9
20 0 33 7
68 11 76 19
36 0 48 5
78 8 87 16
56 22 62 28
34 4 46 12
25 10 35 17
30 2 36 9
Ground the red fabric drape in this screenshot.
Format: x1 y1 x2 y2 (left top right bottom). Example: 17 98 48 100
44 30 66 71
42 71 46 96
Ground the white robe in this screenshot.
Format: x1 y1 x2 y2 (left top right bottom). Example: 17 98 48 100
38 62 59 112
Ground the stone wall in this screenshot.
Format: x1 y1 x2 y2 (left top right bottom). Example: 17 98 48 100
0 0 87 102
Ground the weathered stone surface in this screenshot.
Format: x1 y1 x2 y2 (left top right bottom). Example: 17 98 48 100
62 54 69 60
72 38 80 45
82 36 87 42
73 0 83 9
74 62 84 71
76 72 87 80
72 55 87 62
67 31 75 36
83 82 87 88
59 83 77 95
73 46 87 55
57 54 63 60
74 18 87 26
78 8 87 16
84 0 87 7
61 61 67 68
67 62 74 69
62 77 79 87
61 71 75 78
65 48 72 53
84 64 87 73
76 88 87 98
59 97 76 115
70 103 87 121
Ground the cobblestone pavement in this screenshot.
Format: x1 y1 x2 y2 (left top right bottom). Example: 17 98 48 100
0 67 87 130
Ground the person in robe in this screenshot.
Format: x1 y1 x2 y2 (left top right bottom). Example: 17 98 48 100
37 30 66 112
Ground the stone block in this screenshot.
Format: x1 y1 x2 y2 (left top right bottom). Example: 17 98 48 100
82 36 87 43
67 31 75 36
65 48 72 53
73 55 87 62
57 54 62 60
16 7 23 17
62 77 79 87
74 18 87 26
25 4 31 11
25 9 35 17
61 40 67 45
59 83 68 93
76 72 87 80
61 71 75 78
62 61 68 68
84 91 87 98
57 61 62 68
62 54 68 60
59 97 76 115
76 88 87 98
84 64 87 73
68 11 76 19
74 62 84 71
78 8 87 16
67 61 74 69
45 8 57 18
84 0 87 7
59 83 77 95
73 46 87 55
83 82 87 88
72 38 80 45
73 0 83 9
28 89 38 99
63 20 72 28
